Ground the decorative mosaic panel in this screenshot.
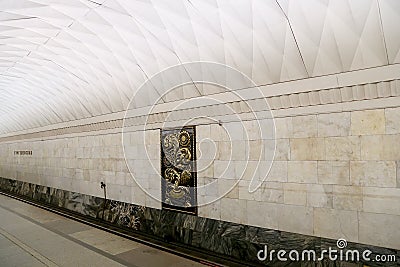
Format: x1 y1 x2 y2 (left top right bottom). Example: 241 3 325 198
160 126 197 215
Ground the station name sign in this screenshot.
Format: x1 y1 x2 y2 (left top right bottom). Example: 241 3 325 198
14 150 33 156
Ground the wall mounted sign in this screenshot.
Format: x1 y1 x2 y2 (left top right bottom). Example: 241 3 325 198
14 150 32 156
160 126 197 215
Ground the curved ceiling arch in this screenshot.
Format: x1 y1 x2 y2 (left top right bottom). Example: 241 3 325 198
0 0 399 134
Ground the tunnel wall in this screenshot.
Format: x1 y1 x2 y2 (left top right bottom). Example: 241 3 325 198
0 68 400 265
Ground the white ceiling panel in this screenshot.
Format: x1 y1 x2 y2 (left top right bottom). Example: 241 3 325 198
0 0 397 134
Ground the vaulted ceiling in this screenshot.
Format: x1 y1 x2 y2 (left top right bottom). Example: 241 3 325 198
0 0 399 134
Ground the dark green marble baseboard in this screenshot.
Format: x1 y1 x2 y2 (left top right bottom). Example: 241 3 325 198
0 177 398 267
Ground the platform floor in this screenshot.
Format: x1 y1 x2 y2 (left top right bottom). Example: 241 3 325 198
0 194 204 267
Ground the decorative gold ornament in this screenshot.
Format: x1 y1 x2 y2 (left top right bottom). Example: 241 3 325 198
161 126 197 215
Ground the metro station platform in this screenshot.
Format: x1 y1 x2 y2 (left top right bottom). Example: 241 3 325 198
0 194 204 267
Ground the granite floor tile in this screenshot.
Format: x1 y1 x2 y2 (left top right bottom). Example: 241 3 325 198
0 233 46 267
70 228 142 255
0 196 125 267
0 196 63 224
43 219 92 235
116 247 204 267
0 194 209 267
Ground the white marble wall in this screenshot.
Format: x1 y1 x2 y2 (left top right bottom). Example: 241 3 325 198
197 108 400 250
0 107 399 250
0 130 161 209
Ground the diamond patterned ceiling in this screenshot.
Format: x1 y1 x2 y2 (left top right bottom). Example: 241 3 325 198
0 0 399 134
